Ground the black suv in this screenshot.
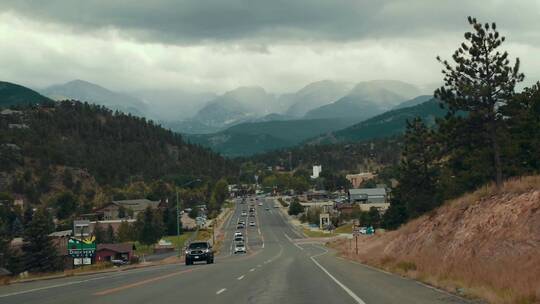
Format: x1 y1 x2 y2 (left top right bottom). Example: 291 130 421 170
185 241 214 265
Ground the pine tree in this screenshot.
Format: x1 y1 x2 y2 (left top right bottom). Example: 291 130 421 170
288 198 304 216
136 207 164 245
384 118 441 228
105 224 116 243
435 17 524 188
22 208 60 273
117 221 133 242
93 223 106 243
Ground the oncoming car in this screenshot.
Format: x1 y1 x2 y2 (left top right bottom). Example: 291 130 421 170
185 241 214 265
234 242 246 254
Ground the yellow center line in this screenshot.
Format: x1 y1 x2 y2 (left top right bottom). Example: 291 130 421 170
93 269 193 296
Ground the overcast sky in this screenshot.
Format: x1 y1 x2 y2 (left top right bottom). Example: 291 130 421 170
0 0 539 94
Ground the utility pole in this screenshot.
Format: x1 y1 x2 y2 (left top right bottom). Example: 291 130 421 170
176 179 202 257
176 190 181 257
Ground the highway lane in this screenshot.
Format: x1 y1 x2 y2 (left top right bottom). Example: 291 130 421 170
0 196 469 304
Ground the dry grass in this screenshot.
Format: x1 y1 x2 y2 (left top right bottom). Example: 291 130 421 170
331 176 540 304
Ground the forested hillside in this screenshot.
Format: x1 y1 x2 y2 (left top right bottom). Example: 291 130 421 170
311 99 446 144
0 100 237 208
1 101 235 184
0 81 52 107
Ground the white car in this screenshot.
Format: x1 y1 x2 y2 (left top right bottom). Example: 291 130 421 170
234 243 246 254
241 211 247 217
249 221 256 227
234 236 244 243
258 202 263 206
234 232 243 238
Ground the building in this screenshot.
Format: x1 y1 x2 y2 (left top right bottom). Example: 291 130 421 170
306 190 329 201
49 230 74 269
348 188 387 204
95 199 160 220
346 172 375 189
96 243 134 263
0 109 22 116
311 165 322 179
300 200 335 213
348 188 389 212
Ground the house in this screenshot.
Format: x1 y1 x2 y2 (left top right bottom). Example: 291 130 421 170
346 172 375 189
0 109 22 116
89 219 136 234
95 199 160 220
96 243 134 263
306 190 329 201
8 123 29 129
0 267 11 277
348 188 389 212
300 200 335 213
49 230 74 269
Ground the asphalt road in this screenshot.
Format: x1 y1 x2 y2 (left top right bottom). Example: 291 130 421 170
0 197 469 304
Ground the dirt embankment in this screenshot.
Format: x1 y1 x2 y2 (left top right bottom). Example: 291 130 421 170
331 176 540 304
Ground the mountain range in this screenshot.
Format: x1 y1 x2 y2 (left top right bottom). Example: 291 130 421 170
186 117 361 156
1 79 442 157
39 80 148 117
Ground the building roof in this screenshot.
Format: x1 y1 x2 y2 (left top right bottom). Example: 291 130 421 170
0 267 12 276
112 199 160 212
349 188 387 196
97 243 134 253
49 230 72 237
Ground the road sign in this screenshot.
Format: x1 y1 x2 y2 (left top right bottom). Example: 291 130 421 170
68 237 96 258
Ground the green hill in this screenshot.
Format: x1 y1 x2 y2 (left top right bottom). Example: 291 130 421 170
1 100 236 186
310 99 446 144
0 81 52 107
187 117 360 156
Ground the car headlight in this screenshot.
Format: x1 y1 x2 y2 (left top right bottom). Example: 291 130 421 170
185 250 190 255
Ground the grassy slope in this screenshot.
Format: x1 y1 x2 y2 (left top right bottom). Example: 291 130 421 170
330 176 540 304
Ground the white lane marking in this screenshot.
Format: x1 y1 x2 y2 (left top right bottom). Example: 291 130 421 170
216 288 227 295
284 233 304 250
249 268 255 272
237 275 245 280
0 274 119 298
310 247 366 304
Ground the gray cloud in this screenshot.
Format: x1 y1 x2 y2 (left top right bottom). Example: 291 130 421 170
0 0 538 95
1 0 539 45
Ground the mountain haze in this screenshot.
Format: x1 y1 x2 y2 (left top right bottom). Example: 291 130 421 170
304 80 421 120
40 80 148 117
192 86 277 129
311 98 446 144
283 80 354 117
187 117 360 156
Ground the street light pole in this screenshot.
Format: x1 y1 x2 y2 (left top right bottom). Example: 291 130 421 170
176 179 201 257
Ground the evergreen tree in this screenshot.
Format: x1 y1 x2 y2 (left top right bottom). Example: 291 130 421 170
502 82 540 173
22 208 60 273
136 207 164 245
93 223 106 243
288 198 304 216
105 224 116 243
117 221 133 242
384 118 441 228
435 17 524 187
